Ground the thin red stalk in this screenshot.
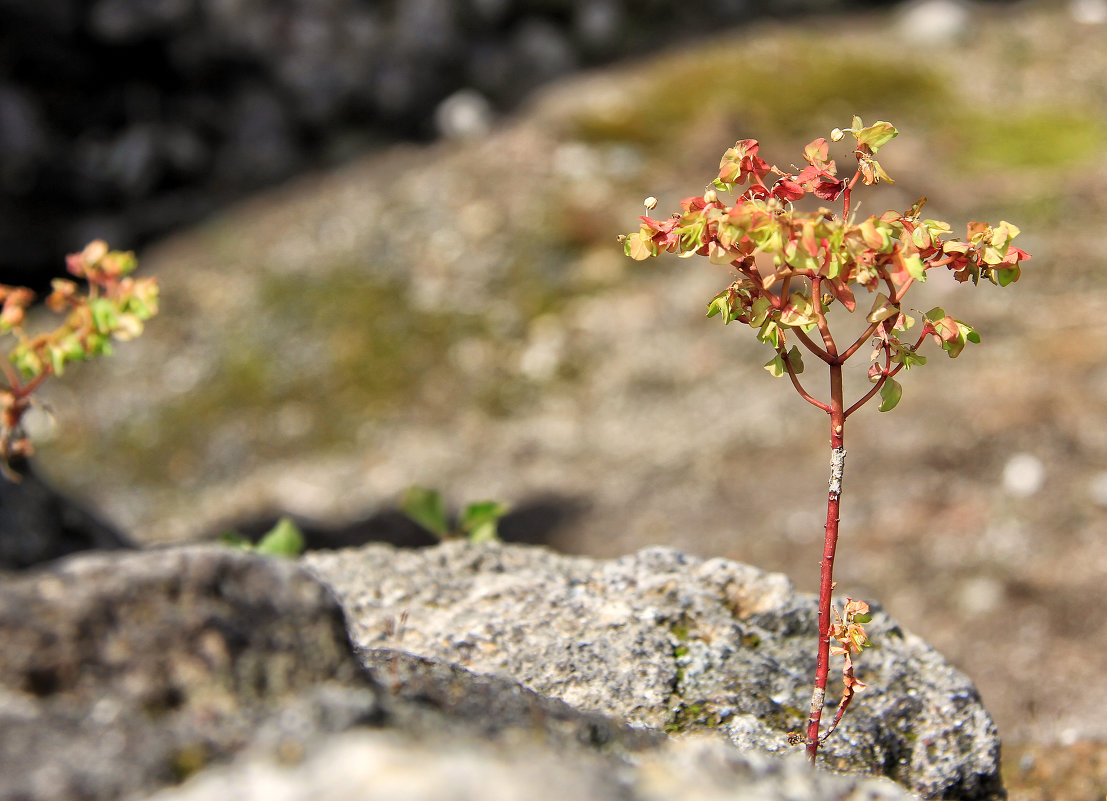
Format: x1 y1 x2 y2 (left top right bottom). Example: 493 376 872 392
819 664 860 744
838 321 879 364
0 360 22 393
805 363 846 762
792 327 833 364
781 348 830 413
810 276 839 359
841 168 862 219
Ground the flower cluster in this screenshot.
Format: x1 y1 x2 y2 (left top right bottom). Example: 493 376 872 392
621 118 1030 413
1 240 158 464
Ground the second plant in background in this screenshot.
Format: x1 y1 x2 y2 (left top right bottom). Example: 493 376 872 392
1 240 158 471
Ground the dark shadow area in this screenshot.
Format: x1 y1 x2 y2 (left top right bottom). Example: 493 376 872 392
0 0 897 292
209 494 590 552
0 456 134 571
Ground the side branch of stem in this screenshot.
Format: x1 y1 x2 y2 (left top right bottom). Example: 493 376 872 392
781 347 830 413
793 327 833 364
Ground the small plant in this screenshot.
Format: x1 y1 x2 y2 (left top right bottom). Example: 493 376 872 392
622 118 1029 762
220 516 306 558
1 240 158 470
400 486 509 544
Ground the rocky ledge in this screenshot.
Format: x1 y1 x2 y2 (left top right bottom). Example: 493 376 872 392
0 542 1003 800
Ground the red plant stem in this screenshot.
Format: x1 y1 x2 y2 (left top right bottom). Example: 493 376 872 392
838 322 880 364
781 348 830 413
805 363 846 763
792 327 832 364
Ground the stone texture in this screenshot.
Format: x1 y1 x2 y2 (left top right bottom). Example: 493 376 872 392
361 647 664 756
0 546 384 801
143 729 914 801
304 542 1004 800
0 543 926 801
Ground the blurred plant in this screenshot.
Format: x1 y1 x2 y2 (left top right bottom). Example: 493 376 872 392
221 516 305 558
401 486 509 544
622 118 1029 762
0 240 158 471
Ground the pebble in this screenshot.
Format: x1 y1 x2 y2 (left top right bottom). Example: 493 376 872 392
1002 453 1046 497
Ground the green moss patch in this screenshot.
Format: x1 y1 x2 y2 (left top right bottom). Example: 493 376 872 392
570 33 948 150
947 109 1106 172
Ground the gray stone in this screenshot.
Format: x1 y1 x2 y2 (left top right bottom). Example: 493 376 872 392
361 647 663 756
0 541 996 800
143 729 914 801
304 542 1004 800
0 546 384 801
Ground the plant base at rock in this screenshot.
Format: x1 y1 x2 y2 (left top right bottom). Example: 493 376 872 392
304 541 1006 800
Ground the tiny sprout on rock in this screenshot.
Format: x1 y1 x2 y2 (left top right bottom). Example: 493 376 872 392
622 118 1029 764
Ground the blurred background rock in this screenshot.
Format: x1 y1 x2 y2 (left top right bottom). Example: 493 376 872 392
6 0 1107 797
0 0 877 291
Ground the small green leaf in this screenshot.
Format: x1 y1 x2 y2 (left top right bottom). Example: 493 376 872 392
763 353 785 377
255 516 305 557
780 292 819 327
905 253 926 281
878 377 902 412
459 501 510 544
749 297 772 327
866 293 899 324
624 232 658 261
902 350 927 369
965 327 981 344
706 294 728 320
219 531 252 550
757 318 780 348
784 345 804 375
89 298 118 333
401 486 450 539
853 613 872 624
855 120 898 153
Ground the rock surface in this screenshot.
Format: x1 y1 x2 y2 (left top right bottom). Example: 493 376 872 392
0 542 996 801
304 541 1004 800
0 547 383 801
145 730 913 801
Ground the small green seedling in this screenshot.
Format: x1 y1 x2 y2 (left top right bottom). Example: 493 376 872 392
401 486 509 544
1 240 158 471
623 118 1029 762
220 516 306 558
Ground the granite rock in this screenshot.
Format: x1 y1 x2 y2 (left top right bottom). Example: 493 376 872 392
0 546 384 800
144 729 914 801
304 541 1005 800
0 543 922 801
